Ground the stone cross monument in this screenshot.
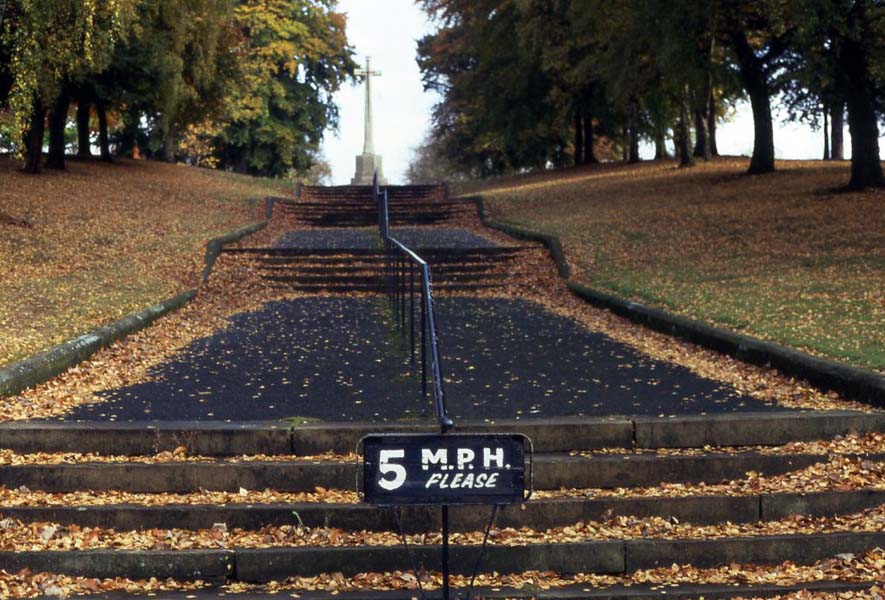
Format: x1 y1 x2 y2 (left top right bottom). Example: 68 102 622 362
351 57 387 185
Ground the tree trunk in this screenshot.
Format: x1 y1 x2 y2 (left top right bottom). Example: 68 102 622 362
708 90 719 156
235 153 249 174
654 131 669 159
118 108 139 157
76 100 92 158
830 100 845 160
693 56 713 160
731 31 775 174
840 36 883 188
97 102 112 162
164 122 177 163
23 99 46 174
46 91 70 170
574 109 584 166
678 89 694 168
693 108 712 160
627 97 640 163
823 105 830 160
583 111 597 163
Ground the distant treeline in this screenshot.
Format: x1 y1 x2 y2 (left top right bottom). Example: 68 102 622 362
411 0 884 189
0 0 354 177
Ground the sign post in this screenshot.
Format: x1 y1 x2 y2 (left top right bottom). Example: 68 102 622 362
360 433 532 599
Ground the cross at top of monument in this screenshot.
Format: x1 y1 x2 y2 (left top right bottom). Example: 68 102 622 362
351 56 386 185
355 56 382 155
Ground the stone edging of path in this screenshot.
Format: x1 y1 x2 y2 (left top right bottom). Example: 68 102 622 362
469 195 885 408
0 220 269 399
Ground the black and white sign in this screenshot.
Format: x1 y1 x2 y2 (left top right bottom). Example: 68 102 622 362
360 433 529 506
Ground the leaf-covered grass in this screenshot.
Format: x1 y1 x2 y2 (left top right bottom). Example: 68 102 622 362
0 157 290 366
469 158 885 373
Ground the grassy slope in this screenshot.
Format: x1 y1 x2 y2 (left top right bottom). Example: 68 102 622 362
467 158 885 372
0 157 289 366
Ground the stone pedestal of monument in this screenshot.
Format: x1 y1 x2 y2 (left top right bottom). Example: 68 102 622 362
352 153 387 185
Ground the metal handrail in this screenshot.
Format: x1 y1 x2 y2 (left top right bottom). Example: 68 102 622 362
374 172 453 432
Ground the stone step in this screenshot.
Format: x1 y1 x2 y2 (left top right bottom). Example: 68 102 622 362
288 412 885 455
281 201 465 210
33 581 880 600
4 490 883 531
225 247 525 257
0 452 870 493
254 255 518 267
292 218 459 228
0 421 294 456
4 413 881 456
259 272 509 285
287 212 456 220
2 532 882 582
267 282 503 294
258 263 504 274
284 210 466 219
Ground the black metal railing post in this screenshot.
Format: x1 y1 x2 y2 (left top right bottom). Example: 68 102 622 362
374 171 453 432
409 262 415 365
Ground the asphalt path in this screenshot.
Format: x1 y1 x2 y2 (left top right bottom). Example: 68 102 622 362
59 297 778 422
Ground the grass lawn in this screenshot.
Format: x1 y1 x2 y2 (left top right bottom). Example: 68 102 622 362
466 158 885 373
0 157 289 366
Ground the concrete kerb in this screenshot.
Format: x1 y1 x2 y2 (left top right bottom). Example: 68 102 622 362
0 219 269 400
201 221 268 283
0 290 195 399
473 196 570 279
468 195 885 408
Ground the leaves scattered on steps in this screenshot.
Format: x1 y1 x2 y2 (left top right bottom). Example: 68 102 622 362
0 457 881 509
737 589 884 600
5 549 883 598
0 449 358 466
540 456 885 499
3 433 882 468
234 550 885 594
2 503 885 551
0 571 205 600
571 433 885 458
0 485 359 508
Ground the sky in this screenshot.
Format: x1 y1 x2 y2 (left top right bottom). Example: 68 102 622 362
322 1 884 184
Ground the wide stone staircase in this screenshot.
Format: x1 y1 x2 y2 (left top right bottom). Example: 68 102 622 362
3 183 884 598
278 184 472 227
226 183 523 295
1 413 885 598
225 246 525 294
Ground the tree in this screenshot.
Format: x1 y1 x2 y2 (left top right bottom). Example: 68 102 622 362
406 132 468 183
831 1 883 188
1 0 136 172
787 0 883 187
716 1 794 175
215 0 354 177
418 1 569 176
